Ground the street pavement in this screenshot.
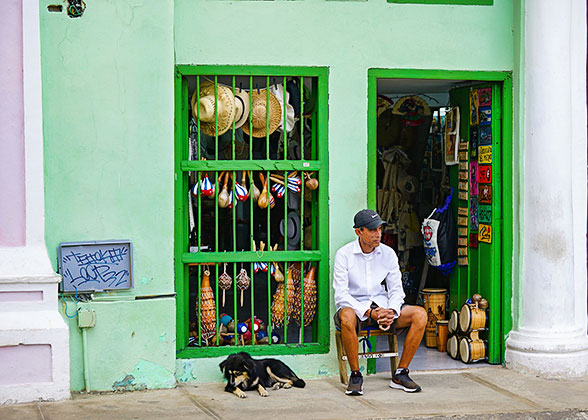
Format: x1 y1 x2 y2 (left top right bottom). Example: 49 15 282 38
1 366 588 420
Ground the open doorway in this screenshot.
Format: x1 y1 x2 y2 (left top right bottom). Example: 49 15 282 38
368 71 512 372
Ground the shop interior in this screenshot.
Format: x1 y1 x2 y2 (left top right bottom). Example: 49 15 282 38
373 78 496 371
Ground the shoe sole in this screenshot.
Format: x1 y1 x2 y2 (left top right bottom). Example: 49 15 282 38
345 389 364 396
389 381 421 393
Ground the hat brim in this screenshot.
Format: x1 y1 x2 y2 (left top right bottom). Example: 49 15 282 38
233 89 250 129
191 82 236 137
280 212 301 248
242 90 281 138
354 219 387 230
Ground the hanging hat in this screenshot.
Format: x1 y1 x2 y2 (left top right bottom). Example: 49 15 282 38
270 84 295 133
280 212 301 250
233 88 250 129
191 81 236 137
392 95 431 127
242 89 281 138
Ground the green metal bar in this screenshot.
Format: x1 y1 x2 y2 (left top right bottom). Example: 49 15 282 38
233 261 237 346
299 262 305 344
266 76 270 160
300 76 304 161
367 68 510 82
215 171 219 252
267 260 272 346
387 0 493 5
367 73 378 209
250 260 255 345
196 76 201 161
177 343 329 359
249 171 254 252
300 172 305 250
232 76 236 161
214 264 219 347
197 267 202 347
183 251 321 264
233 171 237 252
283 76 287 160
181 160 322 172
249 76 253 161
284 264 288 344
214 76 218 161
284 171 288 251
177 65 327 78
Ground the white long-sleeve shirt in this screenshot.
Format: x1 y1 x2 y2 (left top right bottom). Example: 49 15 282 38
333 239 405 321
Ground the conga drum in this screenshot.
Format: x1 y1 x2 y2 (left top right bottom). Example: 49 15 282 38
448 309 459 335
436 320 449 353
459 337 487 363
447 335 460 359
459 303 488 333
421 288 447 347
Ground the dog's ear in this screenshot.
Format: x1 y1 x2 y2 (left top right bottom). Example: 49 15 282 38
219 360 227 373
244 358 256 374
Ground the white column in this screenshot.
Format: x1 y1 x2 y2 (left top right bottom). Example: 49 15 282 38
0 0 70 403
505 0 588 378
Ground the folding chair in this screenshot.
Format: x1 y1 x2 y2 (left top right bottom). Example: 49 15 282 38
335 326 399 384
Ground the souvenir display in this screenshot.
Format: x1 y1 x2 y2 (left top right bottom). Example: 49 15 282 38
469 89 479 126
478 165 492 184
478 145 492 164
421 189 457 276
470 197 479 231
198 268 217 343
292 266 317 327
191 81 237 137
218 263 233 307
470 161 479 196
478 107 491 125
469 233 478 248
241 89 282 138
271 265 297 327
444 107 460 165
236 265 251 307
479 185 492 204
478 204 492 224
479 224 492 243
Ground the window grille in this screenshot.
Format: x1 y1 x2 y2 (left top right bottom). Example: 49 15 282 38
174 67 329 358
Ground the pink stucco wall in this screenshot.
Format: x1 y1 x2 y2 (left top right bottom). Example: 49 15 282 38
0 345 53 385
0 0 26 246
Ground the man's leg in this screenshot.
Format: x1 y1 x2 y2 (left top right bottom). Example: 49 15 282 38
394 305 427 369
339 307 360 371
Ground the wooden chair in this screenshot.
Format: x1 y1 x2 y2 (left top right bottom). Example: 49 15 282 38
335 327 399 384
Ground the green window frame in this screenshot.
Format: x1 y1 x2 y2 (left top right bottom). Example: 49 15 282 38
174 66 330 359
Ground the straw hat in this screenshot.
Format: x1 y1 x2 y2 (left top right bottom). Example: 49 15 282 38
241 89 281 138
191 82 236 137
233 88 250 129
270 84 295 133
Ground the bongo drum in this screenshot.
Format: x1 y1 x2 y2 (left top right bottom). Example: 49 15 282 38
436 320 449 353
421 288 447 348
459 303 488 333
448 309 459 335
447 335 460 359
459 337 487 363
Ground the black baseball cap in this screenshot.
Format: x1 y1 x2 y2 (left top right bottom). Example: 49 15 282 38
353 209 387 230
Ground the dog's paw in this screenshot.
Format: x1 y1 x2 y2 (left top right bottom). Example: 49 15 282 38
273 383 284 390
282 382 292 389
233 388 247 398
258 385 269 397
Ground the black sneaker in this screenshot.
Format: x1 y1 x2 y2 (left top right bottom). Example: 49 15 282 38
345 374 364 396
390 368 421 393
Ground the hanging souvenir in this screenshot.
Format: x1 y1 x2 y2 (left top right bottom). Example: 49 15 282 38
469 89 479 126
200 173 215 198
478 204 492 224
218 262 233 307
478 165 492 184
218 171 230 208
271 183 286 198
479 224 492 243
292 266 317 327
470 197 479 231
199 268 217 342
257 173 275 209
469 233 479 248
271 265 296 327
478 146 492 164
479 107 492 125
479 126 492 146
444 107 460 165
470 161 479 196
421 188 457 276
234 171 249 201
478 88 492 107
480 185 493 204
235 264 251 307
250 171 261 201
271 244 284 283
392 95 431 127
304 172 318 190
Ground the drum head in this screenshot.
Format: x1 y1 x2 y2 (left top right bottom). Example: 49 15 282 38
459 304 472 333
459 337 470 363
448 335 459 359
422 288 447 294
449 310 459 334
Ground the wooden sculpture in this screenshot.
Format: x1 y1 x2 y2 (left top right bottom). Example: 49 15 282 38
292 266 317 327
271 264 296 327
199 268 217 342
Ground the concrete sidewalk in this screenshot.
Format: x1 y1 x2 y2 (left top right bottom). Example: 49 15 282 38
2 366 588 420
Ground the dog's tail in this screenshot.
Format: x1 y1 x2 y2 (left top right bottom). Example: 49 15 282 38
292 378 305 388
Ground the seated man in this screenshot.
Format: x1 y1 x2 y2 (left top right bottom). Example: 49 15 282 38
333 209 427 396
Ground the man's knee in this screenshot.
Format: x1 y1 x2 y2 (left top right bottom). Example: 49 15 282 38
339 308 358 333
412 306 427 328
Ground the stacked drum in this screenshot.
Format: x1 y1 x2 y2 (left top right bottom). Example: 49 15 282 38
421 288 447 348
447 294 489 363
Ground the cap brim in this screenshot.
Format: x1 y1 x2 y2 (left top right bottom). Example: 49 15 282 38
357 220 387 230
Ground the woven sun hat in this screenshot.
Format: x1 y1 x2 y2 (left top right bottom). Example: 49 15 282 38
191 81 236 137
233 88 250 129
241 89 281 138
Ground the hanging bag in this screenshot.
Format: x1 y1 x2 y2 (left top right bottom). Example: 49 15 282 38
421 188 457 276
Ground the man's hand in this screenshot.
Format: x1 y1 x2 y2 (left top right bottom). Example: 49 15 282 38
369 307 396 330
